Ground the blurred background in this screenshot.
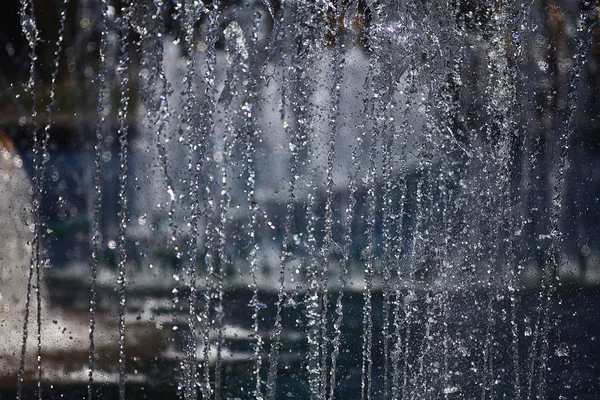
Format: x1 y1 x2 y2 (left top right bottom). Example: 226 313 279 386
0 0 600 399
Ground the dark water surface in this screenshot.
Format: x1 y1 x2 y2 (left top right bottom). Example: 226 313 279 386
3 287 598 399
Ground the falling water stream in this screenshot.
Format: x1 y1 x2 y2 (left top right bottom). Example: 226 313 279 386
3 0 600 399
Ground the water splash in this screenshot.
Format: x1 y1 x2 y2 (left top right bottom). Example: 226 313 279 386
8 1 600 399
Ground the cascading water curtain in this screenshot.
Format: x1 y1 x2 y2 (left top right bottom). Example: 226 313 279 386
3 0 600 399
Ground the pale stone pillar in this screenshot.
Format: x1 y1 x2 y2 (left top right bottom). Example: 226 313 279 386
0 132 35 373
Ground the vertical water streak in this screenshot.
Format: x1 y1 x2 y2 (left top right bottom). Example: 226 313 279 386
265 1 293 397
199 3 221 398
412 168 434 399
222 11 266 399
319 0 348 397
323 8 358 397
381 139 393 399
438 181 451 400
504 138 522 400
517 4 548 398
305 176 322 400
452 2 516 396
72 3 97 354
32 1 70 396
524 140 544 400
361 90 379 400
402 181 422 399
181 1 203 397
536 12 596 399
150 0 180 259
214 146 228 400
358 6 397 395
88 1 110 398
390 88 412 400
290 3 326 395
510 3 543 396
390 179 407 400
43 0 69 207
432 9 465 394
16 0 39 397
200 85 216 400
523 3 561 398
328 140 362 400
506 1 536 397
480 4 512 397
116 3 133 398
248 13 264 399
305 162 322 397
264 129 292 394
479 171 502 400
410 3 462 393
378 84 400 400
401 73 429 399
216 18 250 400
478 171 496 398
253 0 280 82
